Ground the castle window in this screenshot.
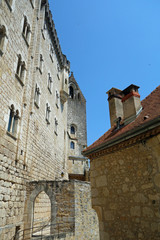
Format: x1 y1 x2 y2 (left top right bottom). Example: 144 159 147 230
77 92 81 100
7 104 19 138
46 103 51 124
70 141 75 149
71 126 75 135
57 65 60 80
56 91 59 108
48 73 52 93
54 118 58 135
0 25 7 55
50 43 54 62
39 54 44 74
69 86 74 99
34 84 41 108
15 54 26 86
22 16 31 46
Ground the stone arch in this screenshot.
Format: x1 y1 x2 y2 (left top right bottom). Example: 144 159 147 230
24 183 56 239
33 191 51 235
70 124 77 135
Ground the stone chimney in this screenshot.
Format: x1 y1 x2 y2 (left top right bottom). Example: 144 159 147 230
122 84 142 124
107 88 124 127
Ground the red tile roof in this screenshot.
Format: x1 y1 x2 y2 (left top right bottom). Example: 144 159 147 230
84 85 160 154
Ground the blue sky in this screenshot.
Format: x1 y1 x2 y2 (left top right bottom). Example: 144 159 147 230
49 0 160 146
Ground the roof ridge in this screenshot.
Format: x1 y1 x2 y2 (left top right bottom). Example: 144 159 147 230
142 85 160 103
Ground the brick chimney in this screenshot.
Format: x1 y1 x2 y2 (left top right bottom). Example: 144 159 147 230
107 88 124 127
122 84 142 124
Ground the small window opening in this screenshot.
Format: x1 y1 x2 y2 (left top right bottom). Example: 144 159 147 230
54 118 58 135
0 25 6 53
50 44 54 61
39 54 44 73
48 73 52 93
71 126 75 134
69 86 74 99
16 54 25 84
8 105 19 137
77 93 81 100
22 16 30 45
70 141 75 149
34 84 41 107
46 103 51 124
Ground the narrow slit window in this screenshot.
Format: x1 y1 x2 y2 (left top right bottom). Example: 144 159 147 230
71 126 75 135
70 141 75 149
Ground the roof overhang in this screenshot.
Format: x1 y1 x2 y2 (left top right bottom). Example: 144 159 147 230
83 116 160 158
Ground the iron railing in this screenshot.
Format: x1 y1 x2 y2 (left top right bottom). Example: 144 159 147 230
11 221 75 240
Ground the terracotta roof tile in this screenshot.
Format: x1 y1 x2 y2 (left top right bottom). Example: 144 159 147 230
84 85 160 153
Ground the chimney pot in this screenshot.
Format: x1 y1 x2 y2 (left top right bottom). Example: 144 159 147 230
121 84 142 124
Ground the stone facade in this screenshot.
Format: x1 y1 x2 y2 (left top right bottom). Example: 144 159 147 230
83 85 160 240
67 72 89 180
0 0 98 239
24 180 99 240
90 134 160 240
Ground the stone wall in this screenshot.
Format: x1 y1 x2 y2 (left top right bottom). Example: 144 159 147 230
67 73 88 176
74 181 99 240
24 180 99 240
0 1 98 240
90 133 160 240
0 0 70 238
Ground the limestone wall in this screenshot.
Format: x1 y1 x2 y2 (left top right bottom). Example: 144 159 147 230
23 180 99 240
90 133 160 240
74 181 99 240
0 0 70 238
67 73 88 176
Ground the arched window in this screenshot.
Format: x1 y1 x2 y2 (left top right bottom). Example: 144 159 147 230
0 25 7 54
70 141 75 149
22 16 31 45
70 126 75 135
16 54 26 85
8 105 19 137
69 86 74 99
77 93 81 100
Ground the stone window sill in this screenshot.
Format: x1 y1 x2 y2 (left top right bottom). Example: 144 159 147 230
46 119 50 125
15 73 24 86
5 0 12 11
22 33 29 47
37 67 42 75
41 29 45 40
57 74 60 80
34 101 39 109
48 87 52 94
50 54 53 62
30 0 34 9
6 131 17 140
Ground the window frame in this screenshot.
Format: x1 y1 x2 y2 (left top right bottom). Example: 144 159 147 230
34 84 41 108
15 54 26 86
7 104 19 140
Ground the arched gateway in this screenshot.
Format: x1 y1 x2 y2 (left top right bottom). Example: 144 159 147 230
23 181 57 239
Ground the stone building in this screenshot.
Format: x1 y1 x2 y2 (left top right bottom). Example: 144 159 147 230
67 72 89 181
0 0 99 239
83 84 160 240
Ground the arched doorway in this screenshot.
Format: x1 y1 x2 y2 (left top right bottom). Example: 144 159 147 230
32 191 51 236
23 182 56 239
